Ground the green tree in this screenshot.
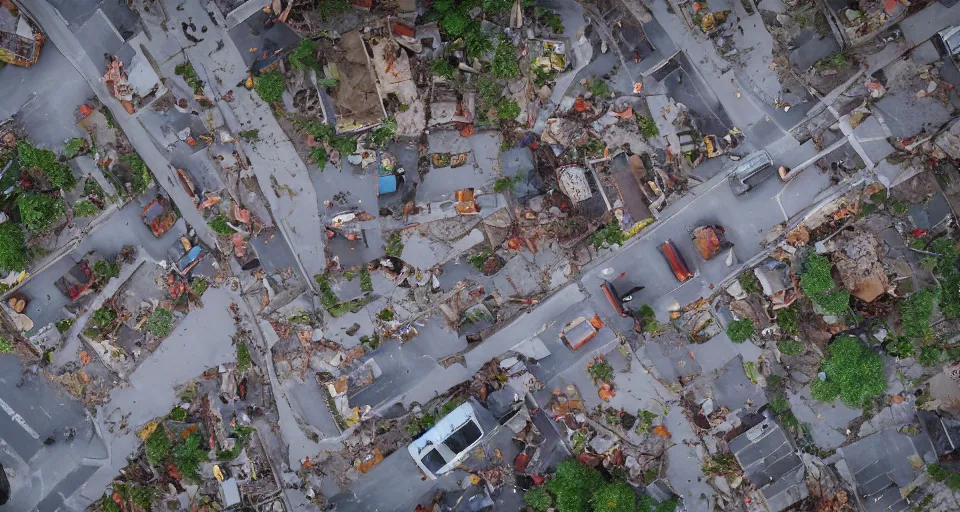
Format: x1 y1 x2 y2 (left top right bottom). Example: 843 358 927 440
725 318 754 343
810 335 885 407
17 192 65 232
547 460 604 512
523 486 553 511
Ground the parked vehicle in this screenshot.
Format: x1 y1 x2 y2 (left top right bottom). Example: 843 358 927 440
659 239 694 282
408 401 486 479
726 150 774 196
692 225 732 261
560 314 605 350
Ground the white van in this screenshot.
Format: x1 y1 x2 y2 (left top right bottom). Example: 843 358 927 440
408 401 486 480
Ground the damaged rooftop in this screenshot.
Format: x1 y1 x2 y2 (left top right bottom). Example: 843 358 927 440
1 0 960 511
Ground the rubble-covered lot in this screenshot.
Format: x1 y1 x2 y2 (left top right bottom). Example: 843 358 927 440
4 0 960 511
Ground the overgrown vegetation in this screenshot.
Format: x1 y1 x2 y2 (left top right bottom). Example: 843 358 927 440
0 222 28 271
776 305 798 335
145 308 173 338
469 248 493 271
586 356 614 384
17 192 65 232
18 141 77 190
117 153 152 196
385 231 404 257
725 318 754 343
590 222 625 248
587 78 611 98
73 199 99 218
94 259 120 280
524 486 553 511
370 117 398 147
91 307 117 330
289 39 319 71
429 58 456 79
145 426 171 465
254 69 286 103
810 335 885 408
491 37 520 78
900 288 937 339
800 254 850 314
547 460 605 512
236 342 252 372
359 267 373 293
208 215 236 234
593 482 636 512
172 432 208 482
0 337 13 353
777 339 805 356
635 305 666 335
62 137 89 159
818 51 849 70
636 115 659 139
174 61 204 95
493 173 523 193
496 98 521 121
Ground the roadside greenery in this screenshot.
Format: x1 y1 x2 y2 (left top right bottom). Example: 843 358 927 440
777 339 805 356
208 215 236 234
172 432 208 482
146 308 173 338
236 342 252 372
547 460 605 512
587 78 611 98
17 192 64 232
776 305 798 335
900 287 938 339
94 259 120 280
592 482 636 512
254 70 286 103
493 173 523 193
385 231 404 257
0 222 27 271
491 37 520 78
289 39 319 71
800 254 850 314
636 115 659 139
725 318 754 343
18 141 77 190
62 137 89 159
145 426 172 465
810 335 885 407
73 199 99 218
524 486 553 511
590 222 625 248
429 59 456 79
496 99 521 121
117 153 151 196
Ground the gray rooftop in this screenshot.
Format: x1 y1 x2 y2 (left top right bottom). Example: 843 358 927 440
838 428 935 512
730 416 808 512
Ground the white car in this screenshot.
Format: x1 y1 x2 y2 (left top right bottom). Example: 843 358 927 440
408 401 485 479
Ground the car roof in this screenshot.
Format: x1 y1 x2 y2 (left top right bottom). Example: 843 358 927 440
408 401 479 456
731 150 773 176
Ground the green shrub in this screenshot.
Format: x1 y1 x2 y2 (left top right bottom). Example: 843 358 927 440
593 482 636 512
208 216 236 234
173 432 208 482
769 395 790 414
146 308 173 338
0 223 28 271
496 99 521 121
73 199 99 218
56 318 74 334
62 138 89 159
818 290 851 314
370 117 397 147
465 29 494 59
17 141 77 190
776 306 798 334
192 277 210 297
236 342 252 372
928 464 949 482
948 472 960 491
901 288 937 339
330 136 357 156
587 357 614 383
169 406 188 421
17 192 64 232
587 78 611 98
254 70 286 103
94 259 120 280
547 460 605 512
91 307 117 330
885 336 915 358
491 38 520 78
777 339 804 356
289 39 319 71
385 231 404 257
636 116 659 139
0 337 13 353
441 9 471 36
810 335 885 408
377 308 395 322
726 318 754 343
590 222 625 248
359 267 373 293
917 347 943 366
117 153 151 196
524 486 552 511
429 59 456 79
145 426 171 465
800 255 835 296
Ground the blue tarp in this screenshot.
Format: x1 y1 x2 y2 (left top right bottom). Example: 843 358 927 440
378 175 398 195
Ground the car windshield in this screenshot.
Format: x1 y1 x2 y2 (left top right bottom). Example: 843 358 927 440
443 420 482 454
421 447 448 473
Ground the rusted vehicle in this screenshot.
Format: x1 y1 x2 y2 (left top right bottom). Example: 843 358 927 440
142 196 178 237
692 225 732 261
659 239 694 282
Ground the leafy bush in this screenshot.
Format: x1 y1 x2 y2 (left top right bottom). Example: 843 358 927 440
91 307 117 330
948 472 960 491
777 339 804 356
900 288 937 339
917 347 943 366
370 117 397 147
492 38 520 78
17 141 77 190
236 342 252 372
493 174 522 193
930 237 960 319
441 9 471 36
587 357 614 383
547 460 604 512
330 136 357 156
636 116 659 139
465 29 494 59
94 259 120 280
818 290 851 314
884 336 915 358
593 482 636 512
769 395 790 414
145 426 171 465
587 78 611 98
17 192 64 232
928 464 949 482
810 335 885 408
116 153 152 196
385 231 404 257
56 318 74 334
173 432 208 482
289 39 319 71
169 406 188 421
429 59 456 79
0 337 13 353
146 308 173 338
62 138 89 159
311 146 328 169
725 318 754 343
254 70 286 103
377 308 395 321
0 222 27 271
800 255 834 296
590 222 625 248
359 267 373 293
496 99 521 121
73 199 99 218
208 215 236 234
524 486 552 511
776 305 798 335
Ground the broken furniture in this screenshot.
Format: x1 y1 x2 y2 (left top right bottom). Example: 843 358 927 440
141 196 178 237
692 225 732 261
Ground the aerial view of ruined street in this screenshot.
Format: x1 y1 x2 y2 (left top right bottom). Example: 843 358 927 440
5 0 960 510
